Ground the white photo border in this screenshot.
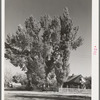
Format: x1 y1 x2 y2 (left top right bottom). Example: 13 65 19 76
1 0 99 100
92 0 99 100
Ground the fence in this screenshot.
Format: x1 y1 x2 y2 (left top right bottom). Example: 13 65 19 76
59 88 91 94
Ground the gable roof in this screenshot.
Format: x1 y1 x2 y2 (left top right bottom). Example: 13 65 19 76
67 75 81 82
65 74 86 84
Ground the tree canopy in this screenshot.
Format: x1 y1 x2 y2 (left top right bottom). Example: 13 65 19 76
5 7 83 89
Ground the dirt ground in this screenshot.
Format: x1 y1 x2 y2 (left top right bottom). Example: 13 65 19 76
4 91 91 100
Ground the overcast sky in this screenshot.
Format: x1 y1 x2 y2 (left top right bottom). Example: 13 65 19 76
5 0 92 77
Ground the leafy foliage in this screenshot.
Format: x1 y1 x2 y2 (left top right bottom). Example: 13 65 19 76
84 76 91 89
5 7 83 89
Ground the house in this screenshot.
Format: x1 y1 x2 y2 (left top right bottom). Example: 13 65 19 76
63 74 86 89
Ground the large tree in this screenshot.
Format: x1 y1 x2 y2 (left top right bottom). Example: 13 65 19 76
5 7 83 89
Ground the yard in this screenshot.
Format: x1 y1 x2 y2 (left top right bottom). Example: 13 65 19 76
4 91 91 100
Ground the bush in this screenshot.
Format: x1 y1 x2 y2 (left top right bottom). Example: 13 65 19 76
4 59 27 87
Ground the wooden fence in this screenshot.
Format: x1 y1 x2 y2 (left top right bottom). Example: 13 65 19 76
59 88 91 94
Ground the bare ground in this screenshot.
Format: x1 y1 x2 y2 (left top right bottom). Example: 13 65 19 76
4 91 91 100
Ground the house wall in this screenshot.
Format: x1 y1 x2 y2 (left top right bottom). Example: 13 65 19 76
63 83 86 89
63 82 82 88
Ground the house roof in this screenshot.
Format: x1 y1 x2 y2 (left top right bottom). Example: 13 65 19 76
65 74 86 84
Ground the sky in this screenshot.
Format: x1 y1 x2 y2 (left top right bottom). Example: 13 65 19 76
5 0 92 77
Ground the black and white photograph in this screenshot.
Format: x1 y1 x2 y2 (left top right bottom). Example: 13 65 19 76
2 0 99 100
